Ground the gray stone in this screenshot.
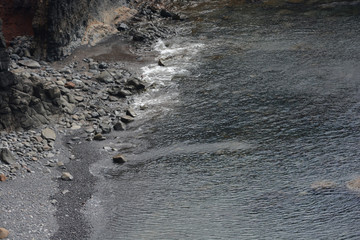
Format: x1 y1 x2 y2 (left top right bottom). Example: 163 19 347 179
41 128 56 141
96 71 114 83
121 115 135 123
126 108 136 118
18 59 41 69
0 148 16 165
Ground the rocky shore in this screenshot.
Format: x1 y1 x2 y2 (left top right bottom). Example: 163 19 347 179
0 3 184 239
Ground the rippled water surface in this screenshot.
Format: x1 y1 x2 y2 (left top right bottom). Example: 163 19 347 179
87 2 360 239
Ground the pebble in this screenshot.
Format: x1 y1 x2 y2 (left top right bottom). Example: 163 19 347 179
61 172 74 181
113 154 127 164
0 228 9 239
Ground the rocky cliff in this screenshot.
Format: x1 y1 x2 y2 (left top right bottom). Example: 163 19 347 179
0 18 16 88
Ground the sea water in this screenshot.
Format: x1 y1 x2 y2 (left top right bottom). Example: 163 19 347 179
87 2 360 239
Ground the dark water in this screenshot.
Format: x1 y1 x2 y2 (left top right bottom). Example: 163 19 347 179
87 2 360 239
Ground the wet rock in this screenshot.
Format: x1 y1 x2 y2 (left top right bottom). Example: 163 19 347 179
61 172 73 181
158 59 165 66
113 154 126 164
18 59 41 69
310 180 336 192
346 178 360 192
0 148 16 165
0 227 9 239
126 77 146 91
41 128 56 141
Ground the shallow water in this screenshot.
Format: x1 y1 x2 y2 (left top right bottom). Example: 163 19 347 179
87 3 360 239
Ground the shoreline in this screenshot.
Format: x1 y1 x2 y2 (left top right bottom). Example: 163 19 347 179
0 4 186 239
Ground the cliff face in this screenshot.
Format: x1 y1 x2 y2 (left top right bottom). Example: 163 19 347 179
0 0 37 45
0 18 16 89
33 0 129 60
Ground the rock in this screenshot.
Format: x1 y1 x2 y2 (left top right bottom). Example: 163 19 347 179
113 121 126 131
0 148 16 165
93 133 106 141
160 9 181 20
126 108 136 118
0 228 9 239
116 23 129 31
158 59 165 66
100 123 112 134
121 115 134 123
18 59 41 69
0 173 6 182
64 81 76 89
126 77 146 91
310 180 336 192
61 172 73 181
346 178 360 192
41 128 56 141
113 154 126 164
96 71 113 83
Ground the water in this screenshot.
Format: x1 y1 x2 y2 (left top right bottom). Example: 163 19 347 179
87 2 360 239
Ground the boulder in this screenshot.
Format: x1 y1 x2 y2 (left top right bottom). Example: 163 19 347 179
0 148 16 165
113 154 126 164
0 228 9 239
18 59 41 69
41 128 56 141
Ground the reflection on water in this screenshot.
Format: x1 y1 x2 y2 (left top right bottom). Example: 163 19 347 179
87 2 360 240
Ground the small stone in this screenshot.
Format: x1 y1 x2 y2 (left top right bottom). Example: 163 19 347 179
0 174 6 182
126 108 136 118
158 59 165 66
0 148 16 165
113 122 126 131
57 161 65 167
64 82 76 89
113 154 127 164
0 227 9 239
93 133 106 141
61 172 73 181
41 128 56 141
121 115 134 123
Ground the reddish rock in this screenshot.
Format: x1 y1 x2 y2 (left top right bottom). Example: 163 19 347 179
64 81 76 89
0 173 6 182
0 227 9 239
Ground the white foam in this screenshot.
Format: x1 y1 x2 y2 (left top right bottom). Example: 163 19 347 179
131 38 205 118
